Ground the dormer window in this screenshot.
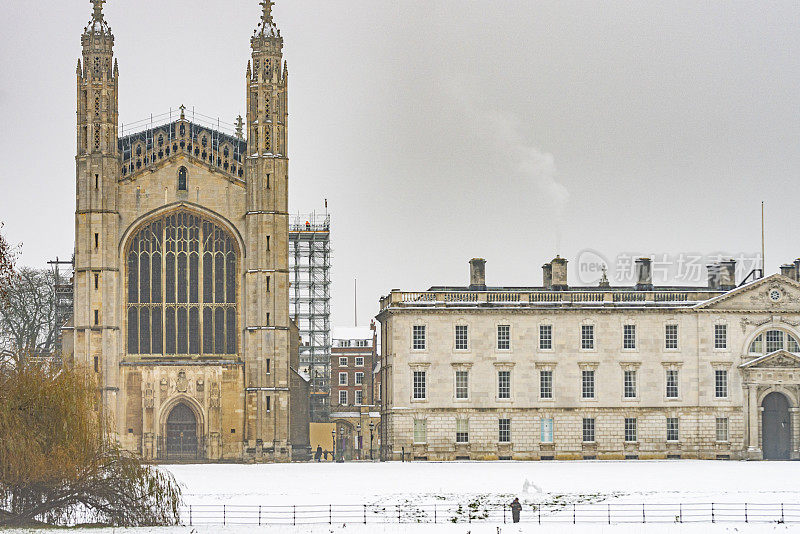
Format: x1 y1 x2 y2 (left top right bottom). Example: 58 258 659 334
178 167 188 191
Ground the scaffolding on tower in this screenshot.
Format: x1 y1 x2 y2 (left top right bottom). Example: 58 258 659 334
289 211 331 422
47 256 75 361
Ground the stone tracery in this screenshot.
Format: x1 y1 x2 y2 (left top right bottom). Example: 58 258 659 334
126 210 238 357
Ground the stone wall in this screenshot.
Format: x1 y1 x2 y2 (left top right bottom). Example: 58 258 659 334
378 276 800 461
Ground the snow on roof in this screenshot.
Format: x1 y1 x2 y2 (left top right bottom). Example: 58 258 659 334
331 327 373 341
292 367 311 383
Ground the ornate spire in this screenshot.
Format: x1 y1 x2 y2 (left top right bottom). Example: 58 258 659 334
92 0 106 21
261 0 274 25
235 116 244 140
83 0 112 40
254 0 280 40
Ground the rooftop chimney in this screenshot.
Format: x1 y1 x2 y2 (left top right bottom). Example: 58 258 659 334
542 263 553 289
781 264 797 280
707 263 722 290
551 256 568 291
635 258 653 291
720 259 737 290
469 258 486 291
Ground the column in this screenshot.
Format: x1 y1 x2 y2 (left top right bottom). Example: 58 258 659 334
747 384 760 454
790 407 800 460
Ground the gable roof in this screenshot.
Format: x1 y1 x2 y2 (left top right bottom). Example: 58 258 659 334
119 118 247 184
694 273 800 310
739 349 800 369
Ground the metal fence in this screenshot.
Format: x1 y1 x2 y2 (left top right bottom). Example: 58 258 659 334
180 502 800 526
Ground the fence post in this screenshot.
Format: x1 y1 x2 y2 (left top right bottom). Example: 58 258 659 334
189 505 192 527
679 503 682 523
503 503 506 524
642 503 646 524
538 505 541 525
329 504 332 525
293 505 296 526
781 503 785 523
745 503 748 523
711 503 715 524
223 504 226 526
434 504 437 524
607 503 611 525
573 504 576 524
258 505 261 526
397 504 400 523
364 504 367 524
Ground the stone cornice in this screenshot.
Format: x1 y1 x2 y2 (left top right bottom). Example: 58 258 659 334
379 306 800 317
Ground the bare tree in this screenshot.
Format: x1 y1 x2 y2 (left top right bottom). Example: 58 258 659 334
0 267 60 360
0 358 182 527
0 223 18 309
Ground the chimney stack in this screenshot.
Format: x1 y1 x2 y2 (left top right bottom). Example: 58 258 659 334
469 258 486 290
635 258 653 291
550 256 568 291
707 263 722 290
542 263 553 289
781 264 797 280
720 259 737 290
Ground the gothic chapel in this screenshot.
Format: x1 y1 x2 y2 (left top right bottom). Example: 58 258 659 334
63 0 311 462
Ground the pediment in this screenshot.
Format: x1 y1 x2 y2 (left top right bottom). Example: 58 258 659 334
739 350 800 370
123 153 246 187
695 274 800 312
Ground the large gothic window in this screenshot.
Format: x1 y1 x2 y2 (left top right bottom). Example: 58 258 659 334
127 211 237 356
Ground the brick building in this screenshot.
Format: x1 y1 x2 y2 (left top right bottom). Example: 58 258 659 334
329 322 381 459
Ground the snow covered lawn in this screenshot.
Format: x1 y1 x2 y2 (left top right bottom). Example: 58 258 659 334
6 460 800 532
169 459 800 507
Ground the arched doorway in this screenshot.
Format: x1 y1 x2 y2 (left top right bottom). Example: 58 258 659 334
762 392 791 460
166 403 198 459
335 421 354 461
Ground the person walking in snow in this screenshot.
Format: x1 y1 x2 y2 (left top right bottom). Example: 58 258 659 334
315 446 323 462
510 497 522 523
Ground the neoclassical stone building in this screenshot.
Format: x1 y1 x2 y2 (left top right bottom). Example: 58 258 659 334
62 0 310 462
377 257 800 461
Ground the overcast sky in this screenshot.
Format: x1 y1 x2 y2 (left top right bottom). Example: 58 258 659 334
1 1 799 327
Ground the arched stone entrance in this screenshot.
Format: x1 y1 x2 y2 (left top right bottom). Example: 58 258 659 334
762 392 791 460
334 421 355 461
165 403 198 459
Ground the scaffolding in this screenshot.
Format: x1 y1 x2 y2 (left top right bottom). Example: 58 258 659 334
48 257 74 359
289 212 332 422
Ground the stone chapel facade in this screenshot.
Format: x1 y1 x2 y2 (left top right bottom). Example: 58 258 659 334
62 0 310 462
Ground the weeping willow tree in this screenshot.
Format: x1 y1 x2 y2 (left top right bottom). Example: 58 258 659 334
0 222 181 526
0 359 183 526
0 354 183 527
